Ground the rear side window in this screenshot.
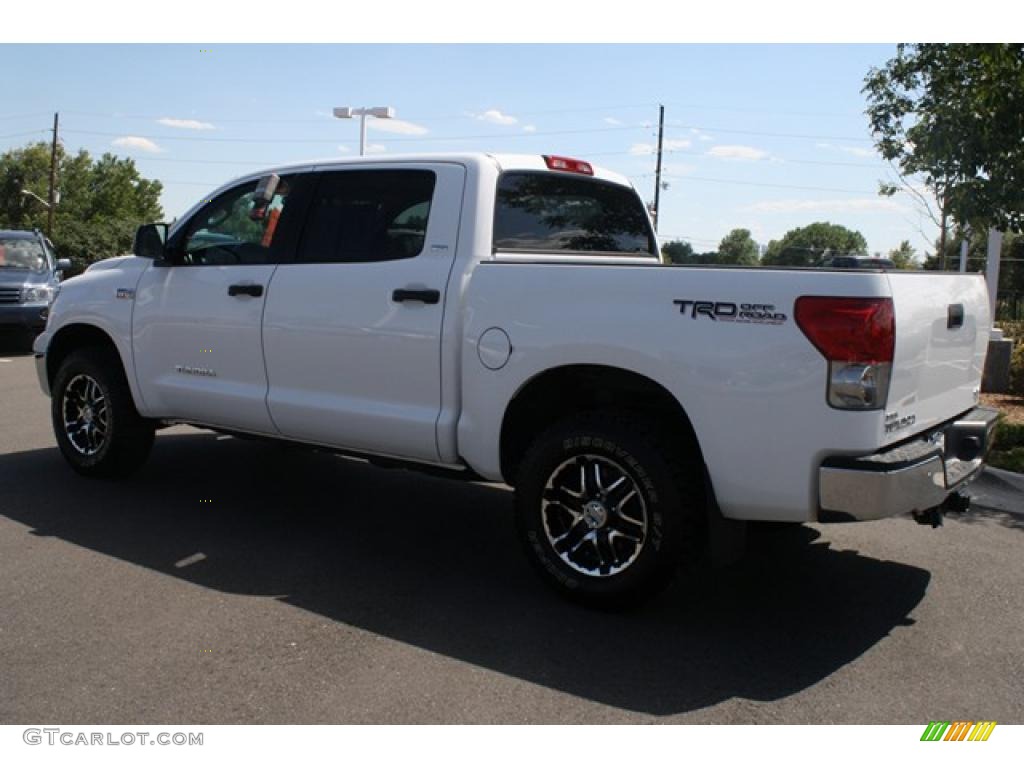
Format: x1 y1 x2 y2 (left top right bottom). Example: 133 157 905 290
297 170 436 263
493 172 656 256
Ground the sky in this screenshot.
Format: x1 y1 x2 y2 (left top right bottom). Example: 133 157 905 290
0 44 931 256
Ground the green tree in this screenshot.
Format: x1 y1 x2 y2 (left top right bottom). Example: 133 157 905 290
762 222 868 267
716 228 760 266
661 239 695 264
660 240 720 265
864 44 1024 266
888 240 918 269
0 142 163 266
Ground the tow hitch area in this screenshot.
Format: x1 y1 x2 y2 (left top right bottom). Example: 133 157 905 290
913 491 972 528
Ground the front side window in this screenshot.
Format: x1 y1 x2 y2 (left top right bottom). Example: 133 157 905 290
296 170 436 263
493 172 657 256
179 176 295 265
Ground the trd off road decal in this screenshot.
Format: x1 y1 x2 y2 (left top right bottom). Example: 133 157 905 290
673 300 787 325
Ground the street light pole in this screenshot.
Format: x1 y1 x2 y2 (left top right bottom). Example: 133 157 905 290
21 189 51 209
333 106 396 156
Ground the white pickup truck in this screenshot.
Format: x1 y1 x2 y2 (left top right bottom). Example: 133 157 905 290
33 152 999 606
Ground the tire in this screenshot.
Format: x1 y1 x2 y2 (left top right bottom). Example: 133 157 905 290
51 347 155 478
514 411 703 608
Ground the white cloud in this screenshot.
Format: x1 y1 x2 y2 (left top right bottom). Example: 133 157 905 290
629 138 691 155
157 117 215 130
367 118 428 136
366 143 387 154
475 109 518 126
707 145 769 161
337 145 351 154
522 124 536 133
698 134 714 142
111 136 163 153
603 117 622 125
746 198 907 214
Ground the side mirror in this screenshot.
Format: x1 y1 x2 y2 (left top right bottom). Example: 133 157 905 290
249 173 281 222
253 173 281 207
133 223 168 260
56 258 72 272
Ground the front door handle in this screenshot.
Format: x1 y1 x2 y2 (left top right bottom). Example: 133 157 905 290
392 288 440 305
228 283 264 298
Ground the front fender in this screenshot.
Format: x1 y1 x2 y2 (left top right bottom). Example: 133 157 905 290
38 257 151 413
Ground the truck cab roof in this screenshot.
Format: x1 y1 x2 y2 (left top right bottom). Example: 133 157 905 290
251 152 633 189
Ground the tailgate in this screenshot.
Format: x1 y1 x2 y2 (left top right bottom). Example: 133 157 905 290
884 272 991 445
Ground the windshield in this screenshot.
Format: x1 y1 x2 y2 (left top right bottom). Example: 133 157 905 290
493 172 657 256
0 238 47 271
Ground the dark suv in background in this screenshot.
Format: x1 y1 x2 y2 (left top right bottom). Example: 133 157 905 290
0 229 70 351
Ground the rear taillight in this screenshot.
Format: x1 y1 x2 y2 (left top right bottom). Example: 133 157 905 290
795 296 895 410
543 155 594 175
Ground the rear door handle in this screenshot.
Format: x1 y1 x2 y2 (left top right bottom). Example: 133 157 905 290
228 283 264 298
392 288 440 305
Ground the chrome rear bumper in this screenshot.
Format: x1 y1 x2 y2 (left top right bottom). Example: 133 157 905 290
818 407 1000 522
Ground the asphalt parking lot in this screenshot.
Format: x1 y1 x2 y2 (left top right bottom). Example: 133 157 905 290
1 345 1022 724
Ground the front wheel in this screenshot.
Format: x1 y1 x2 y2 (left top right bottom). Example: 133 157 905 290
51 348 155 477
514 412 703 608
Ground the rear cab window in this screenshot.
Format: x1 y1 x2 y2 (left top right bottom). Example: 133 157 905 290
493 172 657 257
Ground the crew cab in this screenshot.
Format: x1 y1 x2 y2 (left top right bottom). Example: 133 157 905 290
32 153 998 606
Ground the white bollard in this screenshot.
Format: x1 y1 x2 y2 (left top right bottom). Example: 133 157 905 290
986 228 1003 335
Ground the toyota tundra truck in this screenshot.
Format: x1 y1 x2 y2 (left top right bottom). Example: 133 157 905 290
32 153 999 606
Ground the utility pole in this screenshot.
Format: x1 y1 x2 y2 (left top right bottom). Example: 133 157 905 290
653 104 665 231
47 112 58 237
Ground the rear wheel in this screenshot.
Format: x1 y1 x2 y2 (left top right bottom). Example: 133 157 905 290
51 348 155 477
514 412 703 608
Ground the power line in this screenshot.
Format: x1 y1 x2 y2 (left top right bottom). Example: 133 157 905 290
155 179 224 187
60 103 659 125
59 120 879 147
110 155 273 166
663 122 874 144
590 147 886 169
60 124 646 145
0 113 50 122
654 173 877 195
0 129 49 140
662 103 862 119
